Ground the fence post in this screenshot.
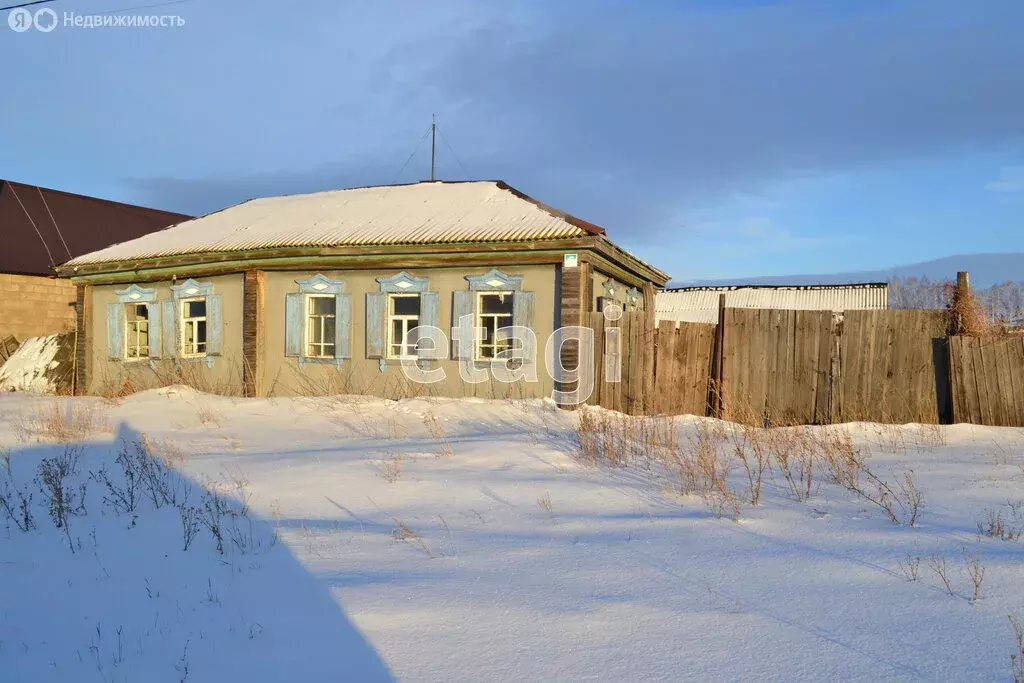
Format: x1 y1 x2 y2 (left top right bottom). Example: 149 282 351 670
952 271 970 335
712 293 726 419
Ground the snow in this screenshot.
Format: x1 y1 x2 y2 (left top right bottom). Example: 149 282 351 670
0 335 64 394
2 388 1024 681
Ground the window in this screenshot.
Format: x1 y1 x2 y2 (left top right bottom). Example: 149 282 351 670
306 295 336 358
387 293 420 359
124 303 149 359
476 291 514 360
180 298 207 357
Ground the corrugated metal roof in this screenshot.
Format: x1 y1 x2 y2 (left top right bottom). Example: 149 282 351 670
656 283 889 323
0 180 190 275
64 181 603 267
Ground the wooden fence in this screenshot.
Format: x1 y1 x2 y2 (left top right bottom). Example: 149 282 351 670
839 310 949 424
949 335 1024 426
651 320 716 416
585 306 1024 427
719 308 834 425
585 311 653 415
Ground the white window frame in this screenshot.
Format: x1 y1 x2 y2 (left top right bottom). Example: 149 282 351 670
386 292 421 360
475 290 515 361
179 296 207 358
124 303 150 360
305 293 337 359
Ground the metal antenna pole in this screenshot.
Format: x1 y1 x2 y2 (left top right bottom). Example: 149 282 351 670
430 113 436 181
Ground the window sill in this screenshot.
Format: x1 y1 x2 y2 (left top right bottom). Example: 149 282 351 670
295 356 345 369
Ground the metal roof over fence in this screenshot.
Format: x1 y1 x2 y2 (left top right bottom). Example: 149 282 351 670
64 180 610 267
656 283 889 323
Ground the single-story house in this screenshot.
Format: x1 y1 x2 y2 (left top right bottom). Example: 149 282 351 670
57 181 670 399
655 283 889 324
0 180 190 341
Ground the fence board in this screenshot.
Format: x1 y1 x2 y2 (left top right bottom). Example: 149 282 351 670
950 335 1024 426
720 308 833 425
651 321 716 416
840 310 947 424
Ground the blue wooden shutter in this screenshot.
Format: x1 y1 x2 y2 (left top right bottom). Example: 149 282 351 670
206 294 223 356
285 293 302 357
146 303 162 359
418 291 442 361
335 293 352 359
161 300 177 358
106 303 124 360
451 291 474 360
365 292 387 359
513 291 536 361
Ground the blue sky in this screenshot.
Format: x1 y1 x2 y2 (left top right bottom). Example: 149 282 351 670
1 0 1022 282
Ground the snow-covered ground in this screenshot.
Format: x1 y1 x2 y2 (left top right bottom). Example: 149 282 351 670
1 388 1023 682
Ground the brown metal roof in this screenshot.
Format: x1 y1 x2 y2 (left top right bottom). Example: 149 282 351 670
0 180 191 276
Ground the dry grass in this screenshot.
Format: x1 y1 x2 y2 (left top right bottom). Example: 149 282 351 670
14 399 109 443
963 544 986 603
573 407 927 526
392 518 434 558
928 553 956 596
979 502 1024 541
897 552 922 582
947 280 999 338
1010 615 1024 683
537 492 554 516
379 454 404 483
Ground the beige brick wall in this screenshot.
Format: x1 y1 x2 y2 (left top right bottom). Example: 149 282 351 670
0 273 77 340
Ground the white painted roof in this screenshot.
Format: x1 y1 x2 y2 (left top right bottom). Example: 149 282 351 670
656 284 889 324
65 181 602 266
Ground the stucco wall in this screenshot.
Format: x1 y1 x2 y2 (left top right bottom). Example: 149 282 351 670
0 273 77 340
591 269 645 311
262 265 558 398
85 266 559 399
88 274 245 395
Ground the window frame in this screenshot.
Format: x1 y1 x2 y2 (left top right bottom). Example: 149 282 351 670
124 302 150 361
179 296 208 358
385 292 421 360
304 293 337 360
474 290 515 361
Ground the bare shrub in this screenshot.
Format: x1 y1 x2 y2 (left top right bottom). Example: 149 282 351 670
199 490 229 555
770 428 816 502
980 502 1024 541
1010 615 1024 683
422 411 447 440
15 400 108 443
928 553 956 596
825 442 922 527
422 411 455 457
818 427 861 489
963 544 985 603
537 492 554 516
897 553 922 582
380 454 404 483
194 399 222 428
180 505 202 551
35 445 87 551
947 279 997 338
122 437 188 509
0 468 35 532
732 427 770 505
898 469 924 527
392 518 434 558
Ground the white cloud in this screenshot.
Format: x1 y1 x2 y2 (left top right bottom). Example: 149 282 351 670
985 166 1024 193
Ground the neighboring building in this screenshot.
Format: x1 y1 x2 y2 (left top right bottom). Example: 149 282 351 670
57 180 670 398
655 283 889 324
0 180 190 341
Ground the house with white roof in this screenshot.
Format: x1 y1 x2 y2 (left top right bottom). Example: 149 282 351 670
57 180 669 398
